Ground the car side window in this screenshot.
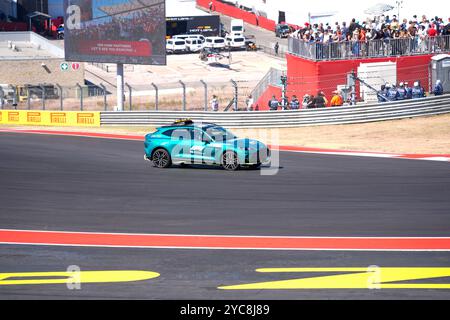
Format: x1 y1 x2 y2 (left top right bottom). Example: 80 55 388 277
193 129 212 143
170 128 190 140
162 129 174 137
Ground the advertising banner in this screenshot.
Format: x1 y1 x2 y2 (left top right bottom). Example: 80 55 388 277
64 0 166 65
0 110 100 127
166 15 220 37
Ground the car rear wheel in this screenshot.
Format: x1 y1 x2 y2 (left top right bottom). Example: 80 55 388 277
152 148 172 168
222 151 239 171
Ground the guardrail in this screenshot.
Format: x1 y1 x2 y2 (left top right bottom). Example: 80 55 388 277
101 95 450 128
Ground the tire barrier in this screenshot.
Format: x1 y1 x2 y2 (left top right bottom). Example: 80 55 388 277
100 95 450 128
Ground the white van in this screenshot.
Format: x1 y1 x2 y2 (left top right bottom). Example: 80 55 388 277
204 36 226 49
166 39 187 53
225 35 246 49
230 19 244 37
185 38 204 52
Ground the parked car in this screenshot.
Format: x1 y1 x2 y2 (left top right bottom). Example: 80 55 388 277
172 34 190 40
166 39 187 54
225 35 246 49
173 34 205 42
275 24 290 38
185 38 204 52
188 34 205 42
204 36 226 49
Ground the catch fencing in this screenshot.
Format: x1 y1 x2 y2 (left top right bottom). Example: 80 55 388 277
0 80 255 112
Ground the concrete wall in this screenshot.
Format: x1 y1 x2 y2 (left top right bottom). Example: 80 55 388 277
0 58 84 86
0 31 64 57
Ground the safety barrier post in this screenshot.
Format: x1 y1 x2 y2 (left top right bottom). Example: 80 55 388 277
40 84 45 110
0 87 3 109
230 79 238 111
200 80 208 111
76 83 83 111
26 85 31 110
125 83 132 111
428 63 432 93
151 83 158 110
179 80 186 111
350 70 356 106
281 74 287 109
100 83 107 111
56 84 63 110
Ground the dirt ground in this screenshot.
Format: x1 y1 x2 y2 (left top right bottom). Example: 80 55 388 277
2 114 450 154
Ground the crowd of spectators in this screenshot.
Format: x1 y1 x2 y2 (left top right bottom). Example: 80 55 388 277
288 14 450 59
290 14 450 42
264 78 446 111
266 91 346 110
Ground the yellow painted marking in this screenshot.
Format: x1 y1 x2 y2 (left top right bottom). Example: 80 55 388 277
0 270 159 285
218 267 450 290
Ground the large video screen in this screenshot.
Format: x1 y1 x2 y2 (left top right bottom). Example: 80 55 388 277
64 0 166 65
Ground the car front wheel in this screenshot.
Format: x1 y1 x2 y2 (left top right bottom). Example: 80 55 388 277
152 148 172 168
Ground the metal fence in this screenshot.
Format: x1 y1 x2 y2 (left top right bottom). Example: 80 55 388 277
250 68 284 103
0 80 255 112
288 35 450 61
88 63 135 73
258 42 289 58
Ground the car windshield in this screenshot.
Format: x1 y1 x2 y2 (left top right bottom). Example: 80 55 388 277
205 126 237 142
280 25 289 30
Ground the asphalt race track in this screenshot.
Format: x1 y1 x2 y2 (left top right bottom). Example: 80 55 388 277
0 132 450 299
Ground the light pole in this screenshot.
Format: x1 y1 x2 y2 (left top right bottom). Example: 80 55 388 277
395 0 403 20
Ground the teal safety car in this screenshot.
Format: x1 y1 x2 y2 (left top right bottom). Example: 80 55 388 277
144 119 270 171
